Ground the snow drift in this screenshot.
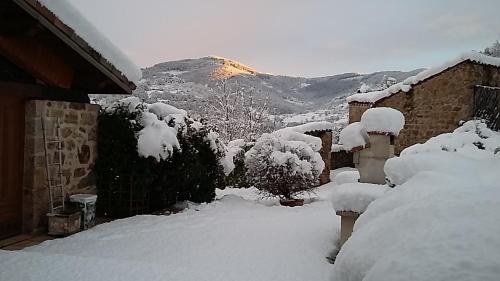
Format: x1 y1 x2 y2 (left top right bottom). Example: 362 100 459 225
331 120 500 281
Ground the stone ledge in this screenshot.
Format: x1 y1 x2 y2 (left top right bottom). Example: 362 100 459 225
336 211 361 218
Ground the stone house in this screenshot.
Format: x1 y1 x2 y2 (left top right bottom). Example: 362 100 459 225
347 52 500 154
0 0 140 239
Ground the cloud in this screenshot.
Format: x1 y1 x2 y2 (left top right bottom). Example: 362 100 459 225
69 0 500 77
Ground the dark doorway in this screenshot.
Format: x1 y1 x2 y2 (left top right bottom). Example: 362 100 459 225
0 95 25 239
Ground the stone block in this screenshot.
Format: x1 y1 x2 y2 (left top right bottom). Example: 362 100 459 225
74 167 86 178
64 112 79 124
81 112 96 126
78 145 91 164
69 102 86 110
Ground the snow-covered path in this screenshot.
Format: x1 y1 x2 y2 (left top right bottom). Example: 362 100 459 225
0 186 340 281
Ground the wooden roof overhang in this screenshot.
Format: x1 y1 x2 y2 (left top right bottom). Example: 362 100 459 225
0 0 136 94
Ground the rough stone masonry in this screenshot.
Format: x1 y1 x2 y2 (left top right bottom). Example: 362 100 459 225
23 100 98 233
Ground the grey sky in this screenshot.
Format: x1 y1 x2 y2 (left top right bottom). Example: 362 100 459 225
69 0 500 77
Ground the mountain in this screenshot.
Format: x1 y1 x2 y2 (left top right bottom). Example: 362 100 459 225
94 56 422 125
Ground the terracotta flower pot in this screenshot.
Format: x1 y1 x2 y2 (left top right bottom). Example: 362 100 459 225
280 198 304 207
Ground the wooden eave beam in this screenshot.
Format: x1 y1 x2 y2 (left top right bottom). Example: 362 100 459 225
12 0 135 94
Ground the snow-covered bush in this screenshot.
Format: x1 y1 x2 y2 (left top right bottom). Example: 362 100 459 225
245 131 324 200
96 98 225 217
224 139 253 188
95 103 153 217
331 120 500 281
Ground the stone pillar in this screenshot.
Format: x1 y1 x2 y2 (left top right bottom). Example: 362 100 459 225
319 131 332 185
354 134 395 184
336 211 360 246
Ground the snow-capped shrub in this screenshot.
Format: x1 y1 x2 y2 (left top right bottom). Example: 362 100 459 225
150 121 225 208
96 99 225 217
95 104 154 217
245 133 324 200
224 139 253 188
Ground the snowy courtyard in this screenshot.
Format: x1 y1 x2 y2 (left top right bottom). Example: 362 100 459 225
0 180 344 281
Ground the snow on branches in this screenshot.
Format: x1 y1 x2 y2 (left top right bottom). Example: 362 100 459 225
245 127 325 200
207 79 272 142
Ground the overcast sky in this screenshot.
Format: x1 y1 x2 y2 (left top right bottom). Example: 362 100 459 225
69 0 500 77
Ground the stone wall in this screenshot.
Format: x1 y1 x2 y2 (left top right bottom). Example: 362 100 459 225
23 100 99 233
348 102 372 123
331 151 354 170
377 62 500 154
349 61 500 154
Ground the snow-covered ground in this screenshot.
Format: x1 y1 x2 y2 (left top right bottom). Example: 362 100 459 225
0 184 341 281
332 121 500 281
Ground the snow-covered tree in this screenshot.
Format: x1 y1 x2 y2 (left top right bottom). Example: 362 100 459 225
356 75 397 94
380 75 397 89
207 79 271 142
483 40 500 57
245 132 324 200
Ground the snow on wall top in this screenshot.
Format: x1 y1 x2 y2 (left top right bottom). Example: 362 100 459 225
360 107 405 136
37 0 142 84
284 121 334 134
347 52 500 104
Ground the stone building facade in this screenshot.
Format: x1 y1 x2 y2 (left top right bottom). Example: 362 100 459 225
23 100 99 232
0 1 137 239
349 60 500 154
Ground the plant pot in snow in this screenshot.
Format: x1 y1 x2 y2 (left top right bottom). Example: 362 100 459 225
280 198 304 207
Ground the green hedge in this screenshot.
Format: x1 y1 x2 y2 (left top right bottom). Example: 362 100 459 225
95 104 225 218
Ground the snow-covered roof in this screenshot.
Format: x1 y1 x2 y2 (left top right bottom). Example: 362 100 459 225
347 52 500 104
360 107 405 136
29 0 142 86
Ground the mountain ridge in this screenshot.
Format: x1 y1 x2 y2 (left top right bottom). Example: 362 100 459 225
133 56 423 114
94 56 423 126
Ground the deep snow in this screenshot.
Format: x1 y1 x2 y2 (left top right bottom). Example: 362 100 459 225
0 186 341 281
331 120 500 281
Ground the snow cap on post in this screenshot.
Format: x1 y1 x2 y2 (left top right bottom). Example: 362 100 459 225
339 122 369 152
361 107 405 136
